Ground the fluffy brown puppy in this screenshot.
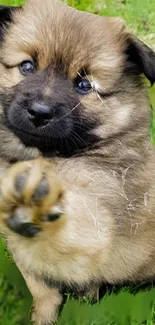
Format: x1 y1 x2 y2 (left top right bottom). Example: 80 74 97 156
0 0 155 324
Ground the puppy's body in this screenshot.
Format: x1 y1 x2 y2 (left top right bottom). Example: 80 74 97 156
0 0 155 324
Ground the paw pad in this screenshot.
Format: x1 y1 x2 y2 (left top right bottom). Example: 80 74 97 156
32 178 49 202
0 159 64 238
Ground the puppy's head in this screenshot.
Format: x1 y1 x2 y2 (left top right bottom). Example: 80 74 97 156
0 0 155 160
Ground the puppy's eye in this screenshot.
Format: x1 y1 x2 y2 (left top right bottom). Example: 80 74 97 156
74 75 92 95
19 61 35 76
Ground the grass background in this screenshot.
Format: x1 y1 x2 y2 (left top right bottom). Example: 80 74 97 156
0 0 155 324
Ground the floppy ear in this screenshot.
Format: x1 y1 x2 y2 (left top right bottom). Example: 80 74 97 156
0 6 18 41
125 36 155 85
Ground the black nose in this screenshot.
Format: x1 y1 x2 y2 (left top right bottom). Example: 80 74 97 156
27 102 52 127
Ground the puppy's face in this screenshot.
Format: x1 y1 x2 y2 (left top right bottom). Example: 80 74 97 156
0 0 155 159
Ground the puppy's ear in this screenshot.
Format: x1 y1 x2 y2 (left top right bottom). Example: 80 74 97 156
0 6 18 41
125 36 155 85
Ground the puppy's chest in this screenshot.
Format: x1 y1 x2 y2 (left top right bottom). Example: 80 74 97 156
12 241 103 285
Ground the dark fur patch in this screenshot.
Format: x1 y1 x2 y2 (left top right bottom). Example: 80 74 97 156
125 36 155 85
3 69 100 157
35 272 96 294
0 6 19 41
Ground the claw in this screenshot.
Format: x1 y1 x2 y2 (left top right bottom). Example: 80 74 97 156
41 204 64 222
5 208 41 237
6 217 41 237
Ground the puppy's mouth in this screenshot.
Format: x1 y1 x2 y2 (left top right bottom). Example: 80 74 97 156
4 100 99 157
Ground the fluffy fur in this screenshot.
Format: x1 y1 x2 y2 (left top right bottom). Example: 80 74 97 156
0 0 155 324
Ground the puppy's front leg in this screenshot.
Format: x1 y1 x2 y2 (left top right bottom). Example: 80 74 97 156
0 158 65 325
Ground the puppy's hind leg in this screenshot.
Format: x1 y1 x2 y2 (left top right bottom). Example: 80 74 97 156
18 268 63 325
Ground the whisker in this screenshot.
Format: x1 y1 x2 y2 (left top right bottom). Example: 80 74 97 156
55 98 84 123
67 133 80 151
64 137 71 154
71 64 84 79
96 91 105 104
73 122 93 133
83 67 93 84
70 130 87 146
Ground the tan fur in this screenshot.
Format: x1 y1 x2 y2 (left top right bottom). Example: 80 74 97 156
0 0 155 324
18 268 63 325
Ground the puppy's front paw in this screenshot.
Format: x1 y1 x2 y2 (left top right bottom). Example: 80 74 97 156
0 158 65 237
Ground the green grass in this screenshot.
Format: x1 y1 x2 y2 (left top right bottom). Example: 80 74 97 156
0 0 26 5
66 0 155 50
1 1 155 325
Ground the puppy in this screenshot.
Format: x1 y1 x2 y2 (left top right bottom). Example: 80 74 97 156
0 0 155 324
